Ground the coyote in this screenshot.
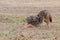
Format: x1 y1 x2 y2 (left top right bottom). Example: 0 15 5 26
24 10 52 28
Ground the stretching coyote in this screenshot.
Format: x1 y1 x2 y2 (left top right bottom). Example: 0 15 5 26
24 10 52 28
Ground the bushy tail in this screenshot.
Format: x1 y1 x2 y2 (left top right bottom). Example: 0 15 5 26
49 15 52 22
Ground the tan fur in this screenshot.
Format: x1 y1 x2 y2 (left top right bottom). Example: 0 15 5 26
24 10 52 28
24 23 33 28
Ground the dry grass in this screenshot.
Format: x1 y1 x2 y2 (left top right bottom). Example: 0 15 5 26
0 0 60 39
0 13 59 40
0 14 25 23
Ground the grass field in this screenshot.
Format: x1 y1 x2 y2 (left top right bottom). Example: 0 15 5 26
0 10 60 40
0 0 60 40
0 14 25 23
